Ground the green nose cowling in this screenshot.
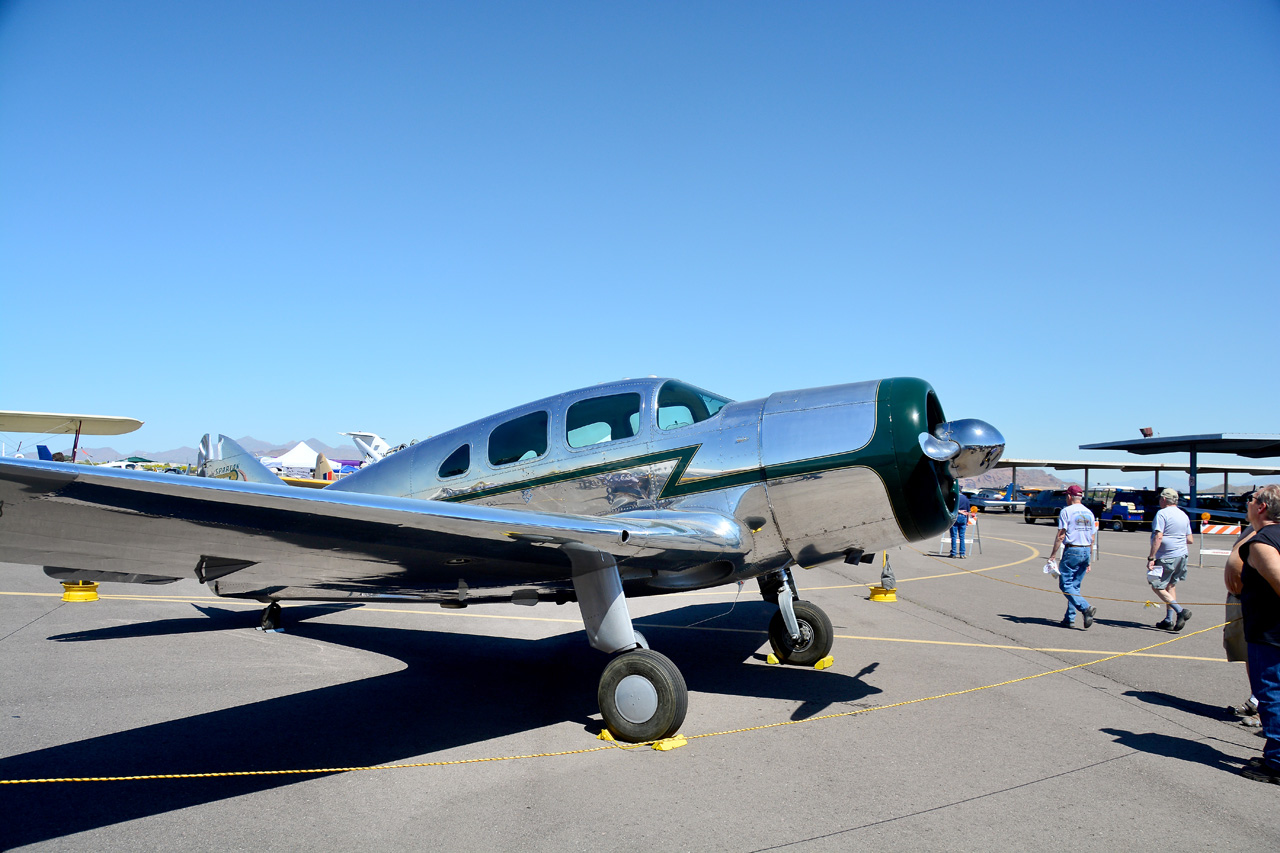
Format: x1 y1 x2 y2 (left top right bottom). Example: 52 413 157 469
876 377 959 543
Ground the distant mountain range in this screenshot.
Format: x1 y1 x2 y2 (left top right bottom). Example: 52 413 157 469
38 437 362 466
961 469 1069 489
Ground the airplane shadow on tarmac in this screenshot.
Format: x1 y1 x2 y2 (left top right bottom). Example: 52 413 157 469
0 600 882 847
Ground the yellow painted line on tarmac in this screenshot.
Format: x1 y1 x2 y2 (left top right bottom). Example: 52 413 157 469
687 540 1042 595
2 587 1221 661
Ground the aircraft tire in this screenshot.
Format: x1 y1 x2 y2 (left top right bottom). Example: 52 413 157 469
768 600 834 667
598 649 687 743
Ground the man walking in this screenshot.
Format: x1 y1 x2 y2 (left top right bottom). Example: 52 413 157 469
1148 488 1194 631
1053 484 1097 629
950 490 971 558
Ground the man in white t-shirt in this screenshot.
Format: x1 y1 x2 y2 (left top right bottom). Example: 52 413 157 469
1053 485 1098 629
1149 488 1195 631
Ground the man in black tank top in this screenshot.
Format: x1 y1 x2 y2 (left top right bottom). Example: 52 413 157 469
1233 484 1280 784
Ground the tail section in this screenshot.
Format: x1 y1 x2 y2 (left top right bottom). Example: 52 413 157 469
314 453 335 480
197 434 285 485
340 431 392 464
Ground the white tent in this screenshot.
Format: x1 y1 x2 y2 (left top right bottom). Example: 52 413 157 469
260 441 320 474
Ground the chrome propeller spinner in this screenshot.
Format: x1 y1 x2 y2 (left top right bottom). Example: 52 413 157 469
918 419 1006 479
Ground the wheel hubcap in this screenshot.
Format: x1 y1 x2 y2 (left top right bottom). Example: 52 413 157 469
614 674 659 724
790 621 814 653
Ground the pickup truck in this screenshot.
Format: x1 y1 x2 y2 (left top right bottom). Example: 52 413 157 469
1099 489 1158 531
1024 489 1106 524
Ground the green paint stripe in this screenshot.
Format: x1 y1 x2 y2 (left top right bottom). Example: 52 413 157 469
445 443 904 505
442 446 701 503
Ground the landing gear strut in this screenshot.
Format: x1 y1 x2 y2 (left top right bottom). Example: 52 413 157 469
565 543 688 742
761 566 834 666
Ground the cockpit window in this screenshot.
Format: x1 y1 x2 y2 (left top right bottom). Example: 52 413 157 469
489 411 549 466
566 393 642 448
438 444 469 479
657 381 730 431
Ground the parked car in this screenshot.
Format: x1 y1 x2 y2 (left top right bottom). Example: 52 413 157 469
1099 489 1163 531
1024 489 1105 524
1179 496 1248 527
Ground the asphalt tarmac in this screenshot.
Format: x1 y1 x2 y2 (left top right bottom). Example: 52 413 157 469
1 512 1276 851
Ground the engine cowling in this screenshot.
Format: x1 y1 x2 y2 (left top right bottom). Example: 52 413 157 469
761 377 1002 567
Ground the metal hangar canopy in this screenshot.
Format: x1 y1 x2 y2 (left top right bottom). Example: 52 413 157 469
1079 433 1280 458
1076 433 1280 507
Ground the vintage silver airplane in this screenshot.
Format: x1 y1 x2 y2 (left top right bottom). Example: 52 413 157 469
0 376 1004 742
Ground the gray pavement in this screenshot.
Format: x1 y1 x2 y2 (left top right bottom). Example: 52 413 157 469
2 512 1276 851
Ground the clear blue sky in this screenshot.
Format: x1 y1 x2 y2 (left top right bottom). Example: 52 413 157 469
2 1 1277 470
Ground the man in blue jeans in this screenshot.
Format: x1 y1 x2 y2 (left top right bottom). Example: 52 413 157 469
1053 484 1097 629
950 490 971 558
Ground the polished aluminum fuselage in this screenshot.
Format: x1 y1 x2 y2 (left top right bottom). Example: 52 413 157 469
330 377 920 593
0 375 974 606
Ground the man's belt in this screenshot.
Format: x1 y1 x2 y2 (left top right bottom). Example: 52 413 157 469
1064 544 1091 548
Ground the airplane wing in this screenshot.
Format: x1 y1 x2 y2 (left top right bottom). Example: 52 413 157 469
0 410 143 435
0 457 745 603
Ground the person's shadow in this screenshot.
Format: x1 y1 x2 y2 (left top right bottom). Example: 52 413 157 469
998 614 1066 628
1100 728 1249 774
1122 690 1237 721
998 613 1151 630
0 600 882 847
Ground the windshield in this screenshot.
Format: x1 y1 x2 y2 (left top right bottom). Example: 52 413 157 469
656 381 731 431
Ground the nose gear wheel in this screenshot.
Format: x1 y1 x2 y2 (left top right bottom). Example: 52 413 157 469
768 600 833 666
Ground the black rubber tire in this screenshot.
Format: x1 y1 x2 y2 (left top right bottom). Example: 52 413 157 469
598 649 687 743
1110 519 1124 532
259 602 282 631
768 600 834 666
1025 512 1035 524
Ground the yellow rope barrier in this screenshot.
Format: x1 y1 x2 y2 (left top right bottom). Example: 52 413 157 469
0 621 1233 785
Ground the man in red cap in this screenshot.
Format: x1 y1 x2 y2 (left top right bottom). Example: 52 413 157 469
1051 484 1098 629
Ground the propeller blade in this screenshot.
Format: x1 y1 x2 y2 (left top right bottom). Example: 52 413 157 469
918 432 961 461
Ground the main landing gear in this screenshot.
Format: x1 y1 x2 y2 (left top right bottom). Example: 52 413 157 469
570 549 836 743
598 648 688 743
565 544 688 743
759 566 834 666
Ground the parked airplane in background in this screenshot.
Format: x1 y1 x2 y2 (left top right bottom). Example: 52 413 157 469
969 484 1027 512
340 431 395 464
0 410 143 462
0 377 1004 741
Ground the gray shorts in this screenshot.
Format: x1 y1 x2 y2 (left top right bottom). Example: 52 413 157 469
1149 554 1188 590
1224 593 1247 662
